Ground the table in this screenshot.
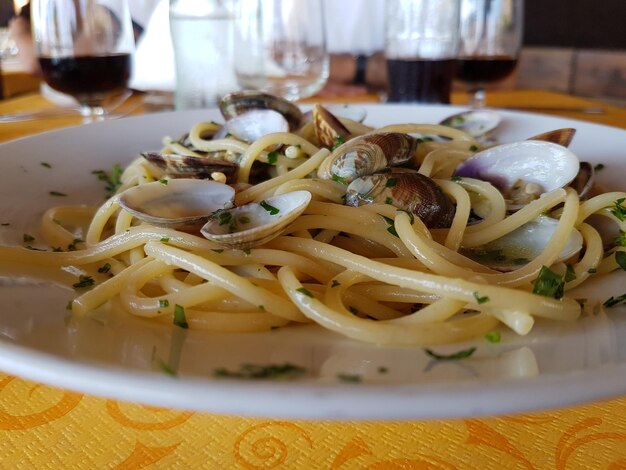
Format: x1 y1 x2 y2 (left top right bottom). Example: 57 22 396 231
1 89 626 469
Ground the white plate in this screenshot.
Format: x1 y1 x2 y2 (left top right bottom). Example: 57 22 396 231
1 104 626 420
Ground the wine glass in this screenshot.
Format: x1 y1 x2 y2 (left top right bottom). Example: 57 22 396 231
31 0 135 119
457 0 524 107
234 0 329 101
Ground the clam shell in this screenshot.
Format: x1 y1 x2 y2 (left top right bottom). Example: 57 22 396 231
219 90 303 131
440 109 502 138
462 215 583 271
201 191 312 249
345 170 455 228
313 104 351 148
317 133 417 183
118 179 235 231
569 161 595 199
214 109 289 143
142 152 238 182
453 141 580 194
528 128 576 147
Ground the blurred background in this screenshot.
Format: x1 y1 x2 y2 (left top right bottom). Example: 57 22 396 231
1 0 625 104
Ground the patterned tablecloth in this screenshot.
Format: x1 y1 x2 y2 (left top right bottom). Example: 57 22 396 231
1 88 626 469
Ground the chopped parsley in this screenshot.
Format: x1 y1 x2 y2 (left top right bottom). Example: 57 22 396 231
67 238 84 251
173 304 189 329
604 293 626 308
242 248 252 255
213 363 306 380
381 216 399 238
451 176 463 182
238 216 251 225
616 251 626 271
565 264 577 282
485 331 501 343
267 151 278 165
92 164 124 196
160 237 170 243
296 287 314 298
332 135 346 150
594 163 605 172
588 268 597 274
97 263 111 274
211 249 224 253
259 200 280 215
377 366 388 374
66 300 73 311
157 360 177 377
40 162 52 168
49 191 67 197
424 347 476 361
469 145 479 152
52 219 62 225
385 178 397 188
473 292 490 304
385 197 394 205
331 173 347 185
615 231 626 247
22 234 35 243
337 373 362 383
258 305 265 312
532 265 565 299
159 299 170 308
331 280 341 288
216 210 232 226
158 178 168 185
72 275 95 289
610 198 626 221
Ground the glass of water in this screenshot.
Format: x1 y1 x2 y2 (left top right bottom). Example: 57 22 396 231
234 0 329 101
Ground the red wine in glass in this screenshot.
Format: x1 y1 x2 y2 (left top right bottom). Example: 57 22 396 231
38 53 131 107
457 55 518 83
386 58 457 103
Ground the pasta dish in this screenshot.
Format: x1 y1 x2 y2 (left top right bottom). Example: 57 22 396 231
1 92 624 347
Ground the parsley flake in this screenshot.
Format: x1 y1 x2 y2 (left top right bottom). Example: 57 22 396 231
532 266 565 299
588 268 597 274
485 331 501 343
469 145 479 152
385 197 394 205
97 263 111 274
92 164 124 196
22 234 35 243
72 275 95 289
424 347 476 361
616 251 626 271
159 299 170 308
158 178 168 185
385 178 397 188
331 280 341 288
40 162 52 168
242 248 252 255
594 163 605 172
337 373 362 383
49 191 67 197
615 231 626 247
160 237 170 243
157 360 177 377
332 135 346 150
296 287 314 298
565 264 577 282
604 293 626 308
473 292 490 304
331 173 347 185
213 363 306 380
173 304 189 329
267 151 278 165
610 198 626 221
66 300 73 311
259 200 280 215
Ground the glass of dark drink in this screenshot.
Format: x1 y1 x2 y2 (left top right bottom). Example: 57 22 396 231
384 0 461 104
457 0 524 107
31 0 134 118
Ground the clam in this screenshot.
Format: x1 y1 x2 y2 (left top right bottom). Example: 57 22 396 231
528 128 576 147
313 104 352 149
118 179 235 231
440 109 502 138
345 170 455 228
201 191 311 249
213 109 289 143
453 141 580 205
462 215 583 271
302 104 367 124
317 133 417 184
142 152 238 182
219 90 303 131
569 161 595 199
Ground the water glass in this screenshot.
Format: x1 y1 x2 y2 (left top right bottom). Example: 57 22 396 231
234 0 329 101
385 0 461 103
170 0 239 110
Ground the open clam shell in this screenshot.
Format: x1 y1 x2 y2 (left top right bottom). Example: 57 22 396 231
453 141 580 196
440 109 502 138
345 170 455 228
313 104 352 148
142 152 238 182
462 215 583 271
213 109 289 143
317 133 417 184
201 191 312 249
528 128 576 147
219 90 303 131
118 179 235 231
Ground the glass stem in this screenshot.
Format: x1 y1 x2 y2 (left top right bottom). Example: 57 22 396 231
468 87 487 108
79 105 107 121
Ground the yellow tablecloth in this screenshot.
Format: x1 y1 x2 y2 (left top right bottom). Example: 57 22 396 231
2 89 626 469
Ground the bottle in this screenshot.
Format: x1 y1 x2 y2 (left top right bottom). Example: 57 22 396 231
169 0 238 110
